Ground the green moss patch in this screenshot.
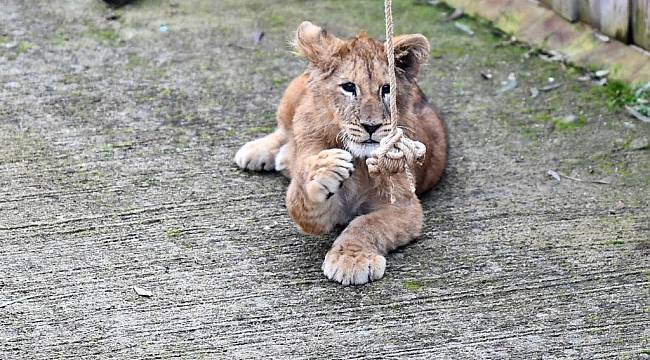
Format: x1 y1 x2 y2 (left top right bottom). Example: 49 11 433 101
165 228 183 237
15 41 32 56
552 115 587 131
403 280 423 290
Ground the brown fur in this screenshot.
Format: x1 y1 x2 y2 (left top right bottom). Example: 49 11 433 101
235 22 447 285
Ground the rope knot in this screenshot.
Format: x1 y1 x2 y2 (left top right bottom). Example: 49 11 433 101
366 127 425 175
366 127 426 196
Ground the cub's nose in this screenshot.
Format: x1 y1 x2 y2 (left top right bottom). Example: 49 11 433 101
361 123 381 136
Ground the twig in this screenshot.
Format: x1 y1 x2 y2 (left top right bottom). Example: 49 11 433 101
557 172 584 182
227 43 255 51
555 171 613 185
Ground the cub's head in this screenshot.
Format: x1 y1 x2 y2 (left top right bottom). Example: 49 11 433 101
294 21 429 157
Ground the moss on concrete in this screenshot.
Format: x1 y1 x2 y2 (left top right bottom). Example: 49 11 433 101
403 279 423 290
165 228 183 238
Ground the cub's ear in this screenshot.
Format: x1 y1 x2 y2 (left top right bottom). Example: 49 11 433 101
294 21 342 70
392 34 430 78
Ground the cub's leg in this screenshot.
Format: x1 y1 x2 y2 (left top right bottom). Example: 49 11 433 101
322 197 423 285
234 74 307 171
274 143 292 177
286 149 354 235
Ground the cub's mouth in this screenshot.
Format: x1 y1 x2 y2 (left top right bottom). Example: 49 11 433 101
338 129 383 158
344 138 380 158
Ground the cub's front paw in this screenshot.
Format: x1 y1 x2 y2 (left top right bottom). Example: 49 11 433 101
322 247 386 286
305 149 354 203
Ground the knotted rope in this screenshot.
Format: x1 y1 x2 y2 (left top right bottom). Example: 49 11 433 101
366 0 426 201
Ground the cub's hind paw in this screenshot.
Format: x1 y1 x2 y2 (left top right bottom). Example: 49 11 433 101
235 137 278 171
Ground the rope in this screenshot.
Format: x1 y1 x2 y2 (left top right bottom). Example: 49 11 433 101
384 0 398 135
366 0 426 201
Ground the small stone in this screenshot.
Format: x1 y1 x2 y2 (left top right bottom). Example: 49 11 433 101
629 137 649 150
559 114 577 124
622 122 635 129
594 70 609 78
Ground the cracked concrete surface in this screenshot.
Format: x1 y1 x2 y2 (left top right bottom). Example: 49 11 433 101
0 0 648 359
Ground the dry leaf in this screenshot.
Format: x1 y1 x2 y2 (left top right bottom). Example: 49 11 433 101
453 22 474 36
547 170 561 181
593 32 610 42
577 75 591 82
592 175 616 185
133 286 153 297
539 50 564 63
252 31 265 45
540 83 562 92
497 73 517 94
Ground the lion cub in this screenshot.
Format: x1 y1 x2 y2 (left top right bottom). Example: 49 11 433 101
235 21 447 285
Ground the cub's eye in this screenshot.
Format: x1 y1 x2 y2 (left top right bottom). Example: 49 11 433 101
341 82 356 95
381 84 390 96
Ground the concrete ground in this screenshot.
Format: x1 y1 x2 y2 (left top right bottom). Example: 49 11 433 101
1 0 648 359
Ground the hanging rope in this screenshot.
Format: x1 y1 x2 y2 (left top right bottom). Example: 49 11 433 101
366 0 426 201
